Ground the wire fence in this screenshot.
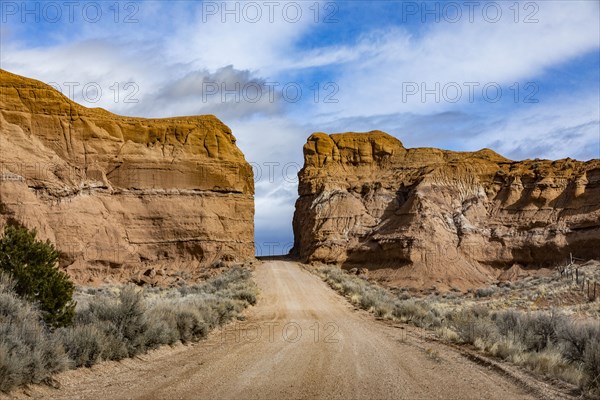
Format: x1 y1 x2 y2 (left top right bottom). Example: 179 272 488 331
557 254 598 302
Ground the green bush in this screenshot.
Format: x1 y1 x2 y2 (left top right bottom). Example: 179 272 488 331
0 225 75 327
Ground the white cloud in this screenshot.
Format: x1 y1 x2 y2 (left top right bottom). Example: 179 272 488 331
129 66 285 119
162 2 316 73
0 1 316 115
308 1 600 115
0 39 167 115
464 93 600 161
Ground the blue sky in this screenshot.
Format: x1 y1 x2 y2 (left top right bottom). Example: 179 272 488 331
1 0 599 255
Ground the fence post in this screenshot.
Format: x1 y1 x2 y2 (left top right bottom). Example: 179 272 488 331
576 269 579 284
588 280 590 299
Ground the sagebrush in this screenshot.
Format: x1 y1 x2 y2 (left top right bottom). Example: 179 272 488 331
0 266 258 392
318 266 600 396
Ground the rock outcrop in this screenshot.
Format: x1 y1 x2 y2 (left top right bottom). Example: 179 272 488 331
292 131 600 289
0 70 254 284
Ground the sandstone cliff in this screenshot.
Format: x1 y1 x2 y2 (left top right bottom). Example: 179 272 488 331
292 131 600 289
0 69 254 284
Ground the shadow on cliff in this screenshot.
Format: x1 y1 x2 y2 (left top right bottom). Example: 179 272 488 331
493 167 600 216
339 184 418 271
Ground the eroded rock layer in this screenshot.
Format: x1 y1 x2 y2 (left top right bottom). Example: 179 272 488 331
0 70 254 283
292 131 600 289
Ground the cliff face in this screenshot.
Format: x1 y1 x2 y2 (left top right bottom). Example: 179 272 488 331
0 70 254 284
292 131 600 289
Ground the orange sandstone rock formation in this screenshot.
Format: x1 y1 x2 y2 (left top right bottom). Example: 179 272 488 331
0 70 254 284
292 131 600 289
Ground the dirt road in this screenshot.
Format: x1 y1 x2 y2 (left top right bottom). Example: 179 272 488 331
10 261 550 399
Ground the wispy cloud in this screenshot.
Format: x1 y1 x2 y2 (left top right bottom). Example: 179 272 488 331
316 1 600 115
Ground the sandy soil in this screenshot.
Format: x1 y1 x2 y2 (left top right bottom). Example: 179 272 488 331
4 261 574 400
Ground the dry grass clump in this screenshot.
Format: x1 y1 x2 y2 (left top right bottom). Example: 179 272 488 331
0 266 258 392
584 338 600 395
318 266 600 396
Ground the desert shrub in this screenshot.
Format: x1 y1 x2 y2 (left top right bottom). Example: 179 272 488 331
475 287 496 298
75 284 236 359
489 337 526 362
95 323 129 361
519 312 563 352
392 300 426 323
492 310 522 337
206 275 229 292
374 303 393 318
435 326 459 342
316 265 600 396
234 288 257 305
397 291 411 300
190 298 221 329
320 267 399 316
523 346 571 379
1 266 258 392
66 311 129 363
69 267 255 362
0 275 68 391
558 321 600 363
421 309 443 329
342 281 360 297
470 305 490 318
0 226 75 327
173 303 209 343
83 286 148 357
211 297 242 325
448 308 498 345
58 324 105 368
359 290 378 310
583 337 600 393
179 267 256 298
143 306 180 347
206 266 252 292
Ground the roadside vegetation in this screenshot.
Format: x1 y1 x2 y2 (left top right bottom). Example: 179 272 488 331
318 266 600 397
0 225 258 393
0 226 75 327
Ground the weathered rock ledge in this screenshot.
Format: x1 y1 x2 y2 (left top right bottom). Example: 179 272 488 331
0 69 254 284
292 131 600 289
